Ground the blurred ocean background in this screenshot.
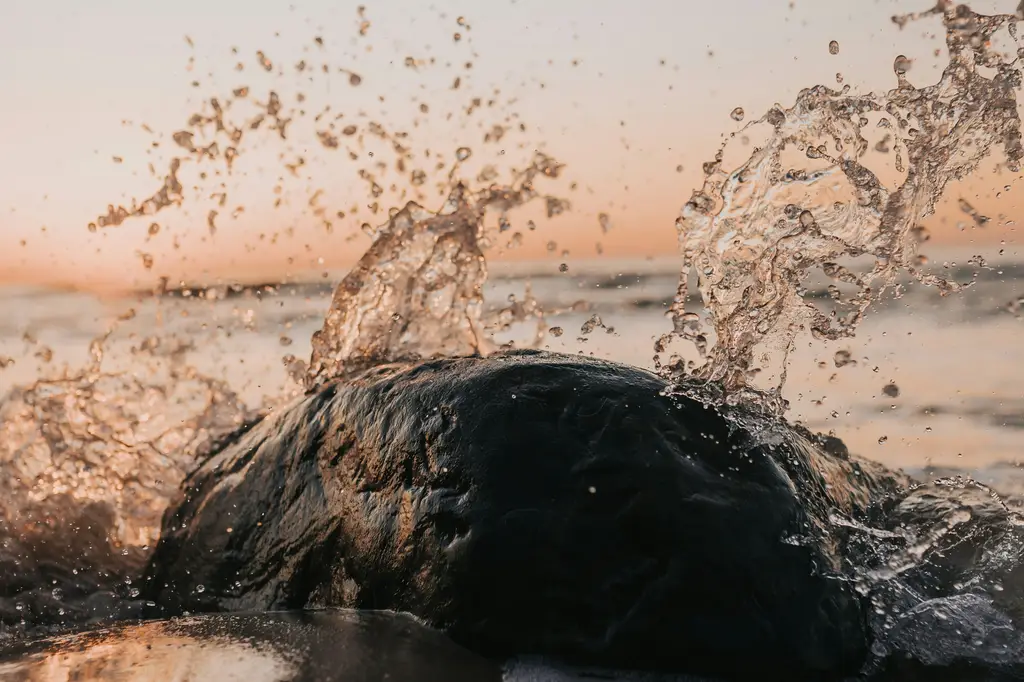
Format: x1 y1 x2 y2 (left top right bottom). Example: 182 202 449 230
2 244 1021 496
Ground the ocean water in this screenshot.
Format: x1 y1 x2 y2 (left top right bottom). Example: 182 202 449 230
1 244 1020 492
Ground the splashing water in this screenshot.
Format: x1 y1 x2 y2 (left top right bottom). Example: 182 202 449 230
306 153 566 388
1 11 570 632
658 2 1024 413
0 336 246 547
0 327 250 630
2 4 1024 667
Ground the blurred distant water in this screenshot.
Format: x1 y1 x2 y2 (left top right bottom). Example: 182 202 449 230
1 246 1021 498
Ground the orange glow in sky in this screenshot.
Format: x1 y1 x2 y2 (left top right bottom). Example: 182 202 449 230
1 0 1021 292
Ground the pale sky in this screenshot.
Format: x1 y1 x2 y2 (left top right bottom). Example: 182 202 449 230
1 0 1021 291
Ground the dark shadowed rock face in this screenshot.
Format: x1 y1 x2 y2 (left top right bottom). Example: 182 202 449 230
144 350 909 679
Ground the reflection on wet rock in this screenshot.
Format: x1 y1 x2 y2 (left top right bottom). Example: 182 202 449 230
0 610 499 682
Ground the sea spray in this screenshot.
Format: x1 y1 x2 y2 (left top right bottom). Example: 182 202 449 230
658 2 1024 414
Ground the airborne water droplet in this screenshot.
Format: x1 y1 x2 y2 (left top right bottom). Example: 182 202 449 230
834 350 854 368
548 326 564 337
730 107 745 122
828 40 840 55
893 55 912 75
455 147 472 161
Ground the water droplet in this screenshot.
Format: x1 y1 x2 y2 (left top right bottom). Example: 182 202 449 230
195 584 206 594
893 55 912 75
558 263 569 273
730 107 745 122
548 326 564 337
51 588 63 601
828 40 840 55
580 315 604 335
882 382 900 398
877 435 888 444
455 147 472 161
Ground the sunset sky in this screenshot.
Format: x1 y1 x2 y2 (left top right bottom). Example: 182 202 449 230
1 0 1021 291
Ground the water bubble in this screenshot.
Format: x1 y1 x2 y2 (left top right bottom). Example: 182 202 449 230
51 588 63 601
828 40 840 55
834 350 854 368
730 107 745 122
580 315 604 335
195 584 206 594
455 147 472 161
548 326 564 337
129 587 141 598
893 55 912 75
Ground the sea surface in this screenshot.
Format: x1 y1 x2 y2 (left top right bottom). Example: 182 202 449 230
0 244 1021 493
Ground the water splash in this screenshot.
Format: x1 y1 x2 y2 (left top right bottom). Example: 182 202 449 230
0 327 251 630
659 2 1024 412
1 334 248 545
306 153 566 388
1 12 571 632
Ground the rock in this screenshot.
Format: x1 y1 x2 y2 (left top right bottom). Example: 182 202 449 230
146 350 908 679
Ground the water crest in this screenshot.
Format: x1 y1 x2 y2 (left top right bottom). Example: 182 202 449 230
659 2 1024 413
0 330 249 631
306 153 566 388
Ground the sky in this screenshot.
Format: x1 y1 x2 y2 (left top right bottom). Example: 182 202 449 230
1 0 1021 291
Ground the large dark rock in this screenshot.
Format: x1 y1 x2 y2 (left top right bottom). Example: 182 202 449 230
145 350 913 679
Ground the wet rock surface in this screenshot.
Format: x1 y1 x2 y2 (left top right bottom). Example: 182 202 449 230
0 609 501 682
1 350 1020 679
144 350 918 679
